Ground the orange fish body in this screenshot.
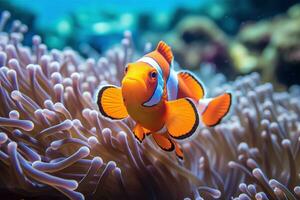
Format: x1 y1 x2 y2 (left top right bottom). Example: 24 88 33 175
97 41 231 159
121 62 166 131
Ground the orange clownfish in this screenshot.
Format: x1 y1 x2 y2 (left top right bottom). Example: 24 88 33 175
96 41 231 159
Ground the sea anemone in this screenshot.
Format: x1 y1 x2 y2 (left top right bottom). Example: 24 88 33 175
0 11 300 200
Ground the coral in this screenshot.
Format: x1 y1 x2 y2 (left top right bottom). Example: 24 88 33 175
233 4 300 86
165 16 233 77
271 6 300 87
232 19 278 83
1 10 300 200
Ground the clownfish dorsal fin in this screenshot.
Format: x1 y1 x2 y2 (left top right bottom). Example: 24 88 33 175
202 93 231 127
178 71 205 100
156 41 173 64
166 98 199 139
97 85 128 120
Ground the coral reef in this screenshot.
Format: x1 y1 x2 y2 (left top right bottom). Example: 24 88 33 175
271 9 300 87
230 20 273 76
1 11 300 200
163 3 300 86
232 3 300 86
166 16 233 76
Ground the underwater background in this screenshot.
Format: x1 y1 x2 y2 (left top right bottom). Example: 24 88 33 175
0 0 300 199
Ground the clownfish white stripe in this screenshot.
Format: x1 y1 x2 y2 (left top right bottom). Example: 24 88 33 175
137 56 164 107
137 56 162 74
198 98 212 114
166 68 178 101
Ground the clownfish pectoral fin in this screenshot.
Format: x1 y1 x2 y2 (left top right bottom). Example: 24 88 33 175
202 93 232 127
97 85 128 120
178 71 205 100
133 124 145 143
174 141 184 160
152 133 174 151
156 41 173 64
166 98 199 139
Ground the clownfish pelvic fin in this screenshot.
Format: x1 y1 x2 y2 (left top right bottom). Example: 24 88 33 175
151 131 184 159
133 123 146 143
174 141 184 160
152 133 175 151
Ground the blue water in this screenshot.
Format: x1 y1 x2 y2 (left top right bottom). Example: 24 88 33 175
10 0 206 28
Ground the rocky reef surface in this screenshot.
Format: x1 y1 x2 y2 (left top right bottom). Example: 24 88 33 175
0 11 300 200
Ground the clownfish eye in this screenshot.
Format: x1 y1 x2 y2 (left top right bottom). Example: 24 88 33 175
150 71 157 79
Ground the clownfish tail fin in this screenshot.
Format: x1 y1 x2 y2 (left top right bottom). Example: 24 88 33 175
202 93 232 127
156 41 173 64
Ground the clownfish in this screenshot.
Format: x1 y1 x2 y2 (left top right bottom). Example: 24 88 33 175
96 41 231 159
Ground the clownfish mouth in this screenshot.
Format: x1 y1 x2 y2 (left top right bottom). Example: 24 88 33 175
122 77 146 88
122 77 147 102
